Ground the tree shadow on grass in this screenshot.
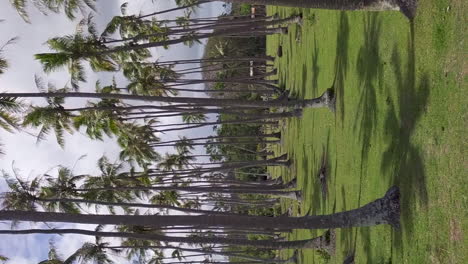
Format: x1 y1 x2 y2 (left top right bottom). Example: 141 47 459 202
311 33 320 97
333 12 350 124
339 185 357 259
353 13 384 164
381 25 430 258
302 130 331 217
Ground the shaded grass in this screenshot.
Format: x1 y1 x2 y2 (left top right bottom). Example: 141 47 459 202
267 1 467 263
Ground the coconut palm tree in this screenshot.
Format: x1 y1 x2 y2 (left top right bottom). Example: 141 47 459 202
0 226 333 250
1 165 258 216
38 241 64 264
23 103 74 148
38 236 115 264
1 89 336 110
117 123 160 167
80 156 140 214
1 167 83 214
0 35 19 75
0 186 401 230
62 237 115 264
0 96 23 154
9 0 97 23
124 64 179 96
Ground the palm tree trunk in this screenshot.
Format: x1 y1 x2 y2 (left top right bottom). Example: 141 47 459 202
35 197 241 216
3 89 335 109
0 186 400 229
0 228 329 249
152 121 276 133
151 140 280 148
138 0 213 19
149 56 274 66
74 185 296 196
104 245 293 263
150 133 280 145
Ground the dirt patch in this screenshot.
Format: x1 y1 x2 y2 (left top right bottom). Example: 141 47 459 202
449 218 463 242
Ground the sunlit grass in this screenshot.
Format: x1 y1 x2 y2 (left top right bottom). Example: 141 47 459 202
266 1 467 263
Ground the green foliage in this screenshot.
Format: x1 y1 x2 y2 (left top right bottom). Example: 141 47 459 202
239 4 252 15
9 0 97 23
0 36 19 75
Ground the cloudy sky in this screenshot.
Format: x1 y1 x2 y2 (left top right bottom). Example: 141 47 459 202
0 0 225 262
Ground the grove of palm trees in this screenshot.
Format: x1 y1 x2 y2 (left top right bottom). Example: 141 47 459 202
0 0 466 264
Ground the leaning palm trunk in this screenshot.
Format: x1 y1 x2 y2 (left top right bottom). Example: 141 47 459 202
34 197 241 216
0 228 330 249
150 111 300 128
65 105 272 119
139 158 291 177
0 186 400 229
153 121 277 133
74 185 298 197
3 89 336 109
124 15 298 42
103 245 296 263
137 0 213 19
224 0 416 18
149 56 274 66
150 140 280 148
150 133 281 145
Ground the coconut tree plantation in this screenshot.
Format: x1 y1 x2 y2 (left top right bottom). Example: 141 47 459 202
0 0 466 263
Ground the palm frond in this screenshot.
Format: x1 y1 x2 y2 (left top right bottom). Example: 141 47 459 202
10 0 30 23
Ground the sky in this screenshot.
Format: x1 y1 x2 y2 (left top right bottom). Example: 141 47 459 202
0 0 226 262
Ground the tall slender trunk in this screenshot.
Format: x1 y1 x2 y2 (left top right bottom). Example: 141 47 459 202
0 228 329 249
74 185 296 196
138 0 213 19
103 245 294 263
146 158 291 176
34 197 241 216
150 112 299 130
3 89 335 109
149 56 274 66
152 121 276 133
0 186 400 229
150 133 281 145
94 16 299 55
150 140 280 148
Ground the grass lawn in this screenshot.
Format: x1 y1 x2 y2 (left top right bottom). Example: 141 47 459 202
265 1 467 263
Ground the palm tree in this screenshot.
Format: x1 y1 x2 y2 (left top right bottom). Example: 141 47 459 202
62 237 115 264
117 123 160 167
1 168 83 214
125 64 179 96
1 166 257 216
0 96 23 154
0 36 19 75
138 0 213 19
38 241 64 264
0 186 401 229
23 103 74 148
9 0 97 23
0 227 332 250
0 36 22 154
36 33 117 90
1 90 336 110
38 236 115 264
81 156 139 214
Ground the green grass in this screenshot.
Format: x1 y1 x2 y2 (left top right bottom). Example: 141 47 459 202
265 1 467 263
